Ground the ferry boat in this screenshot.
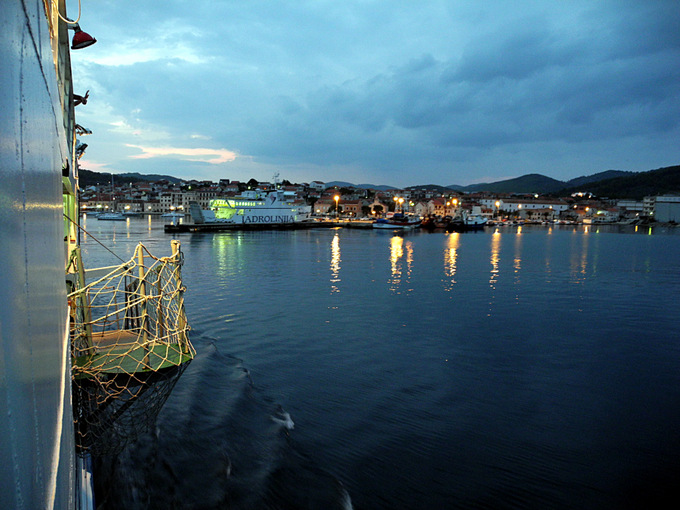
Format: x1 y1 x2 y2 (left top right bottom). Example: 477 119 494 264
190 187 311 225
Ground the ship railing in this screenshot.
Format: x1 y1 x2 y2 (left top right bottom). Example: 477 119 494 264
67 240 195 379
67 241 195 456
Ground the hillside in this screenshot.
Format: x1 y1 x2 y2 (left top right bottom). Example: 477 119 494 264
78 169 181 187
406 184 452 193
451 174 565 193
557 165 680 200
563 170 632 188
326 181 395 190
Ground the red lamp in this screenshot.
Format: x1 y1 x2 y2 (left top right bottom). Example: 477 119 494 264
70 23 97 50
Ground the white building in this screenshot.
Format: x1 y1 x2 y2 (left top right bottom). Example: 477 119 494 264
617 200 644 212
653 195 680 222
484 198 570 214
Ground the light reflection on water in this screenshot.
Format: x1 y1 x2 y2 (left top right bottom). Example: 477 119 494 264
386 235 415 293
389 235 403 289
443 232 459 291
330 232 341 294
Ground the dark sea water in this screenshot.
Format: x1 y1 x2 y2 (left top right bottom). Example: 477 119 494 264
82 217 680 509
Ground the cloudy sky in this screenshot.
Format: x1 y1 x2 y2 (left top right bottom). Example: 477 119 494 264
70 0 680 187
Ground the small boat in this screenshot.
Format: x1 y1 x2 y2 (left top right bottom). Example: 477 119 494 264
97 174 126 220
420 215 452 232
161 212 185 219
373 213 421 230
97 212 126 221
420 215 436 231
447 211 487 232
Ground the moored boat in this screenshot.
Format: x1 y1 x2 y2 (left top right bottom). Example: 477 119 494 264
190 186 311 225
447 211 488 232
97 211 126 221
373 213 421 230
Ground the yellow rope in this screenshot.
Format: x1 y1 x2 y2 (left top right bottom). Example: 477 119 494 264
69 242 195 455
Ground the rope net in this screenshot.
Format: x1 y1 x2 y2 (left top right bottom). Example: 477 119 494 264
68 241 195 456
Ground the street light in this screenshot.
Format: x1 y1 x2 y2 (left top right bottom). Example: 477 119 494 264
334 195 340 218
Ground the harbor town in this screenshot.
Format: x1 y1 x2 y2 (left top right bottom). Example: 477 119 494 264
80 175 680 226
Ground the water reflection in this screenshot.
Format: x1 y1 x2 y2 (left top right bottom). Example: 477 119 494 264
212 233 245 278
388 235 413 292
489 230 501 289
569 231 589 284
443 233 460 291
513 232 522 284
330 233 341 294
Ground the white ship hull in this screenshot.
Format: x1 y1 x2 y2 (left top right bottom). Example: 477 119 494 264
190 191 311 225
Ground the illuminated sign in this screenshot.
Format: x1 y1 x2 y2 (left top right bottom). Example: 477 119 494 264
244 215 295 223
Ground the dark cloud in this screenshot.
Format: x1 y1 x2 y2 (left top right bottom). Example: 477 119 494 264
72 0 680 186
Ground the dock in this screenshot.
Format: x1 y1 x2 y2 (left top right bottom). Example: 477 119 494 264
164 220 375 233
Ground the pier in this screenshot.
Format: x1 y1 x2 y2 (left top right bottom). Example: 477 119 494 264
164 219 375 233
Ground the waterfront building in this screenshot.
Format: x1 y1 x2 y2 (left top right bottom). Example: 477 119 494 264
653 195 680 222
428 197 462 217
184 188 220 209
160 192 185 212
413 201 430 217
491 198 569 214
617 199 644 214
642 196 656 217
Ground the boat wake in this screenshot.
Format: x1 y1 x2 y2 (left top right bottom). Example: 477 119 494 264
271 407 295 430
92 338 351 510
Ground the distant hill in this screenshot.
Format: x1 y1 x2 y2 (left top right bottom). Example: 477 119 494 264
444 166 679 197
557 165 680 200
407 184 452 193
325 181 395 191
78 169 181 187
450 173 565 194
118 172 183 183
563 170 632 188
